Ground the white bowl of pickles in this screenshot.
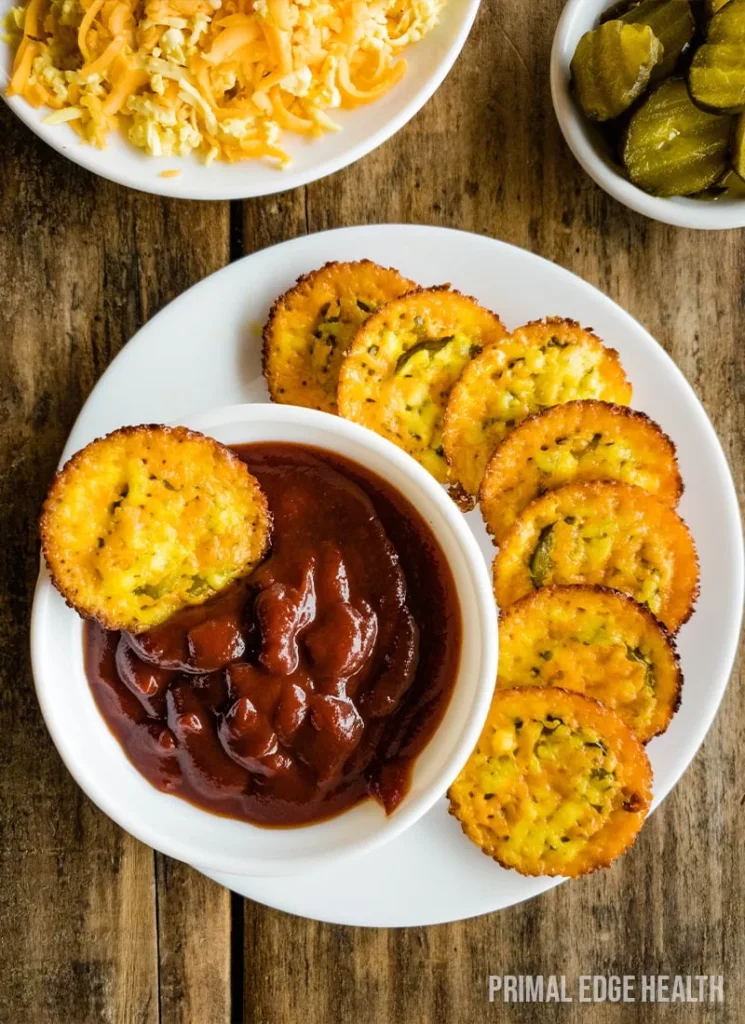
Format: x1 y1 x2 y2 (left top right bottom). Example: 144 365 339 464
551 0 745 229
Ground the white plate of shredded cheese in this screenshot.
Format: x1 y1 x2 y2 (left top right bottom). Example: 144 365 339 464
1 0 480 199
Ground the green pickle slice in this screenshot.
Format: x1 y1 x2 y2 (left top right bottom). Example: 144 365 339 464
601 0 640 22
621 0 695 78
623 78 732 194
733 113 745 177
708 0 745 37
689 0 745 113
571 20 664 121
697 169 745 199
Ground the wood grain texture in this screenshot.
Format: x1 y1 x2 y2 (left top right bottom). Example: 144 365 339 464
155 857 232 1024
0 0 743 1020
0 106 232 1024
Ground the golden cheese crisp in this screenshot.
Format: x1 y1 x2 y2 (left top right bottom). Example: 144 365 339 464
41 425 271 632
448 687 652 877
493 481 699 632
443 318 632 509
337 288 506 481
497 585 682 743
480 400 683 543
263 261 416 414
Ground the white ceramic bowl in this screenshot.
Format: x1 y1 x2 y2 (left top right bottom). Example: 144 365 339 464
1 0 480 200
31 403 498 876
551 0 745 230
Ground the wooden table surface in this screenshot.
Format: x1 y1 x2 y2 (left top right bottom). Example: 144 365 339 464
1 1 744 1021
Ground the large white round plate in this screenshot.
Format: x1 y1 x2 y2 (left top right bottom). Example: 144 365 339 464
0 2 479 200
35 225 743 927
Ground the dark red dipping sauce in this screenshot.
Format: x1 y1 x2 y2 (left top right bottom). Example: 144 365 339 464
84 443 462 827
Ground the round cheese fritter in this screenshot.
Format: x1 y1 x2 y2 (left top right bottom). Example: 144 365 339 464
262 260 416 414
41 426 271 633
497 585 682 743
337 288 507 481
492 481 699 632
442 318 632 509
448 687 652 877
480 400 683 543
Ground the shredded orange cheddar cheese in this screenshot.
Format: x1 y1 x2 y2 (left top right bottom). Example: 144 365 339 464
5 0 445 164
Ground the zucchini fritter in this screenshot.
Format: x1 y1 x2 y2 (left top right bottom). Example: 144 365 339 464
497 585 681 742
262 260 416 414
443 318 632 509
493 481 699 632
41 426 271 632
480 400 682 543
448 687 652 877
337 288 506 481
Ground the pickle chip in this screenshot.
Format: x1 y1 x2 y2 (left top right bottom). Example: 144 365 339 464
41 426 271 632
337 288 506 482
601 1 640 23
448 687 653 878
443 319 632 510
497 586 682 743
698 167 745 198
570 20 663 121
480 400 682 544
733 113 745 177
623 78 732 194
690 0 745 113
621 0 695 79
263 260 416 415
493 480 699 632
